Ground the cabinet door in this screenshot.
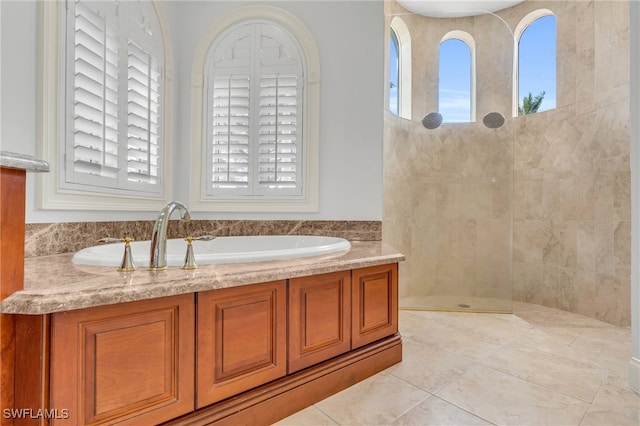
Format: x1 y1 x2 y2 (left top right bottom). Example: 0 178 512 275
50 294 195 425
196 281 287 408
351 263 399 349
288 271 351 373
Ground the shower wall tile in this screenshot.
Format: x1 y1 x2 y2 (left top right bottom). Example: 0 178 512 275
383 0 630 325
513 219 544 264
595 275 631 326
614 221 631 279
614 171 631 221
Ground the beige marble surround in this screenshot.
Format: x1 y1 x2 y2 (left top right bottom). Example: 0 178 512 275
3 240 399 314
25 220 381 258
383 1 631 326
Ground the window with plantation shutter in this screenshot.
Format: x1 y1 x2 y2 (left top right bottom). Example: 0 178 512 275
62 0 164 195
204 22 304 199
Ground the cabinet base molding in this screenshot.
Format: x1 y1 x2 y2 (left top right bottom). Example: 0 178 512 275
164 334 402 426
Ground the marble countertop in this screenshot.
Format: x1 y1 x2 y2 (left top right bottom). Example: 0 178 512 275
1 241 404 314
0 151 49 172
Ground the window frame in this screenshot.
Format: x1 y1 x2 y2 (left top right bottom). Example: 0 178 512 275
190 5 320 212
389 27 400 116
513 9 556 117
438 30 476 124
389 17 412 120
204 21 304 199
37 0 173 211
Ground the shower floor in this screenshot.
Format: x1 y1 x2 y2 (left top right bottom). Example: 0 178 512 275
400 295 512 313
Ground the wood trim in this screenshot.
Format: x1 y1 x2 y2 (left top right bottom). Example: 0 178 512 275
0 168 26 299
1 168 27 425
50 294 195 425
351 264 399 349
288 271 351 373
196 281 287 408
163 334 402 426
14 315 50 426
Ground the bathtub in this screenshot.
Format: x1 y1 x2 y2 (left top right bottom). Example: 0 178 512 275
72 235 352 267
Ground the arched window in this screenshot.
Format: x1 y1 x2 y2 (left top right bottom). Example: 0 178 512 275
190 6 320 212
439 31 475 123
514 10 556 116
390 17 412 120
38 0 173 211
205 22 303 198
389 28 400 116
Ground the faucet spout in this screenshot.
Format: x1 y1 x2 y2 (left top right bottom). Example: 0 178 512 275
149 201 191 270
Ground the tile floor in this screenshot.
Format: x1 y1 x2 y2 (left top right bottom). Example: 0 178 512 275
275 302 639 426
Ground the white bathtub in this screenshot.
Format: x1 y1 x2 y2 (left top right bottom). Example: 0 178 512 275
72 235 351 267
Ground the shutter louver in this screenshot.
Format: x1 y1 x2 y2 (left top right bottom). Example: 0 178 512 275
258 75 298 190
210 76 251 190
71 1 120 180
65 0 164 196
205 22 304 199
127 40 161 185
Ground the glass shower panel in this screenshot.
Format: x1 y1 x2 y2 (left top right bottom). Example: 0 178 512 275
398 123 513 313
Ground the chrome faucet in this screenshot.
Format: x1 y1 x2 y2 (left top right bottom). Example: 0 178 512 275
149 201 191 270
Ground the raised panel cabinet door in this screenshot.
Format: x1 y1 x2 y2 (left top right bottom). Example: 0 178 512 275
196 281 287 408
351 263 399 349
288 271 351 373
50 294 195 425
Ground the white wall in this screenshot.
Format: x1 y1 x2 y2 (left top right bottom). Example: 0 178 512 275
0 0 384 222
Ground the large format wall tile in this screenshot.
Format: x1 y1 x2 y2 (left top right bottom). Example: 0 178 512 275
383 0 630 325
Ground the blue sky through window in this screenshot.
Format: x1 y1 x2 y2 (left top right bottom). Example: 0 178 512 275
390 30 399 115
519 15 556 113
439 38 471 123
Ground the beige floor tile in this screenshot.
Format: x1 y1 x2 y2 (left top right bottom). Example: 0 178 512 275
436 364 590 425
595 342 633 379
406 320 506 362
388 343 475 393
391 395 492 426
272 406 338 426
508 327 593 363
314 371 429 426
590 375 640 422
580 407 639 426
481 345 607 402
514 303 616 328
278 304 634 426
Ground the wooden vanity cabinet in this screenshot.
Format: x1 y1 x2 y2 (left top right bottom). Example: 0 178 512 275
288 271 351 373
351 263 398 349
16 263 399 425
196 280 287 408
49 294 195 425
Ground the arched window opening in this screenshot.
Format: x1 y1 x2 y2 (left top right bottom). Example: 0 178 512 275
389 28 400 116
439 32 475 123
38 0 174 211
515 11 556 116
190 6 320 212
390 17 412 120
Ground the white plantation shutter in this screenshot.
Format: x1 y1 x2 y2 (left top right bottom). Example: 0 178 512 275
64 0 163 194
67 1 120 186
205 22 304 199
210 76 251 192
127 41 161 186
258 75 299 193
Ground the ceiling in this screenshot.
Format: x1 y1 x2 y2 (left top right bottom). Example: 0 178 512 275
396 1 526 18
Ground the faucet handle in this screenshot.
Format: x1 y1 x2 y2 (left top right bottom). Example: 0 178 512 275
181 235 215 270
181 237 197 270
97 237 136 272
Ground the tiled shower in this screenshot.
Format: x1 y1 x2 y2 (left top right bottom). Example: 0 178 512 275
383 0 631 326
